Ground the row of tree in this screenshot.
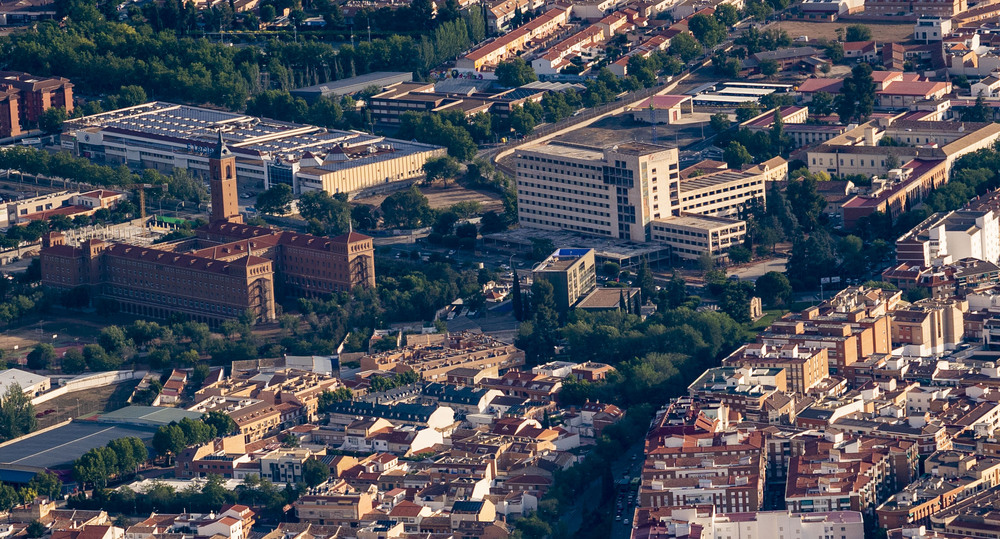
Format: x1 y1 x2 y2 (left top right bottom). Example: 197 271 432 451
0 147 207 203
16 0 492 110
151 413 240 463
72 437 148 489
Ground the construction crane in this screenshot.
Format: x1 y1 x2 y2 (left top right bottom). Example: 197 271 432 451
136 183 167 220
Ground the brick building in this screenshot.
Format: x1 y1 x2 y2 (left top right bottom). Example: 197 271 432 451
40 134 375 325
0 71 73 137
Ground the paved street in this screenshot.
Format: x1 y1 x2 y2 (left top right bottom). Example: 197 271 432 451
609 444 644 539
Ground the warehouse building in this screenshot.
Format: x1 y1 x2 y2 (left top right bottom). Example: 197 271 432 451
62 102 446 199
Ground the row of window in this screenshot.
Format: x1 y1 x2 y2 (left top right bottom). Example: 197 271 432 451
519 217 610 236
519 197 611 217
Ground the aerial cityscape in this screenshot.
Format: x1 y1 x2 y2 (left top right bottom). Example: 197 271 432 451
5 0 1000 537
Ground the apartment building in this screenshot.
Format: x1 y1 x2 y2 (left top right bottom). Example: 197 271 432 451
260 448 318 484
785 435 919 514
531 248 597 314
0 71 73 137
897 209 1000 267
294 491 375 526
359 332 524 382
891 298 966 356
864 0 967 17
724 343 829 395
641 421 766 513
0 87 19 139
458 7 568 70
686 366 790 421
876 451 1000 528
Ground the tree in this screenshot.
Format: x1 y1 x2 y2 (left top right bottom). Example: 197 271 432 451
770 108 787 155
302 458 330 488
785 176 827 232
27 343 56 370
256 184 293 215
152 423 187 461
0 384 37 442
961 93 991 123
297 191 349 231
61 349 86 374
714 4 740 26
720 281 755 323
98 325 129 356
495 58 537 87
422 156 461 185
636 259 655 304
825 41 845 63
112 85 148 108
759 59 779 78
381 186 432 229
845 24 872 42
728 245 752 264
710 113 731 134
512 270 524 321
755 271 792 306
26 521 45 538
735 102 762 123
203 411 239 436
837 63 876 123
689 14 726 47
28 471 62 500
811 91 835 116
724 142 753 169
40 107 69 134
669 32 703 63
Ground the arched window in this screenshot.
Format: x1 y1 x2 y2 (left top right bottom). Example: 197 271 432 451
226 165 232 179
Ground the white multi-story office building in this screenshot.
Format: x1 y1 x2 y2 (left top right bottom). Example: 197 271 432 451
515 140 766 261
516 141 680 241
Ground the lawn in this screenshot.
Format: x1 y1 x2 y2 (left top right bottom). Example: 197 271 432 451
748 309 788 334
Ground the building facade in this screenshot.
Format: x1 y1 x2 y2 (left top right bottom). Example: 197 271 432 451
40 136 375 325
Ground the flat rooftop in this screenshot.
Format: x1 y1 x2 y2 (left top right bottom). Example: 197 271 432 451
484 227 668 262
63 101 430 159
292 72 413 97
653 214 744 229
680 170 757 191
97 405 204 427
577 287 638 309
0 422 154 468
518 141 605 161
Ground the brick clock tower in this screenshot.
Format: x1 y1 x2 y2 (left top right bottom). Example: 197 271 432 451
209 131 243 224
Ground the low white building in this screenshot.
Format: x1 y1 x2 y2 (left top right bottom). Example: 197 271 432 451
0 369 50 397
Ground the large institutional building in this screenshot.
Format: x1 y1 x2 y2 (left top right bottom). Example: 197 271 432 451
514 140 768 262
41 134 375 326
62 102 446 198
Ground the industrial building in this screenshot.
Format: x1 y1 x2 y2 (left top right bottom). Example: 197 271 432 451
62 102 446 198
